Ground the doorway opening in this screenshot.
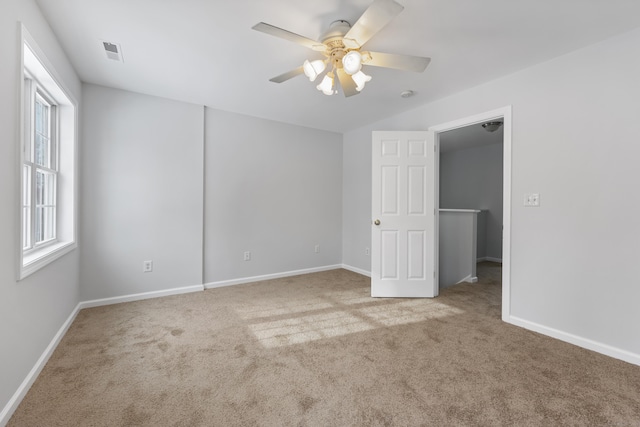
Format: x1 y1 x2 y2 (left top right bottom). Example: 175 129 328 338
429 106 512 321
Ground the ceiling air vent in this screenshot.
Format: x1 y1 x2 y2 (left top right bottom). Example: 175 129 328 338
102 41 124 62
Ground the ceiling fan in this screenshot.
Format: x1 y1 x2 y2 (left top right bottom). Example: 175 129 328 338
252 0 431 97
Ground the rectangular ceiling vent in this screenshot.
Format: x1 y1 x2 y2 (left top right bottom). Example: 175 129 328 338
102 41 124 62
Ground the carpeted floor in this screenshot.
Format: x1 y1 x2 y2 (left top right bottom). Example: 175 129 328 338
9 263 640 426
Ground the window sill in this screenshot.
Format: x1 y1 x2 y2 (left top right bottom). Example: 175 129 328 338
20 240 76 280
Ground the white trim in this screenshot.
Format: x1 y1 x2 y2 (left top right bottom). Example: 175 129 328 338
429 107 509 133
0 302 81 426
477 256 502 263
341 264 372 277
502 108 513 322
428 105 512 322
204 265 343 289
20 25 78 106
79 285 204 309
18 24 78 281
434 135 440 296
507 316 640 367
20 241 77 280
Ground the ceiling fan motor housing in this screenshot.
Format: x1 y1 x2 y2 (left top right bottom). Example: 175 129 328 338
321 20 351 42
321 20 353 68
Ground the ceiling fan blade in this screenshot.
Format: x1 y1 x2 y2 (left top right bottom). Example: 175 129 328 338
365 51 431 72
269 67 304 83
343 0 404 49
336 68 360 97
252 22 324 51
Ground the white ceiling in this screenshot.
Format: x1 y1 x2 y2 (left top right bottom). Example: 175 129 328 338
35 0 640 133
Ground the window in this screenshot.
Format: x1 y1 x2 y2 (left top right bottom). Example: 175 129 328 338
20 27 77 279
23 82 58 251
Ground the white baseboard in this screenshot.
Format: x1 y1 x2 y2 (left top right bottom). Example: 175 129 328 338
79 284 204 309
477 257 502 263
507 315 640 366
0 302 82 426
341 264 371 277
204 265 343 289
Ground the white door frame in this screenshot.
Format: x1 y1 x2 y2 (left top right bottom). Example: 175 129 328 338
428 106 512 321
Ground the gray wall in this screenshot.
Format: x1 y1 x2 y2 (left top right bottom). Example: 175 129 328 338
80 88 343 295
0 0 82 416
204 108 343 283
440 143 503 260
80 85 204 300
342 27 640 357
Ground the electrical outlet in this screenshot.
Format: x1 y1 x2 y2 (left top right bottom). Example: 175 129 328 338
365 247 370 256
524 193 540 207
243 251 251 261
314 244 320 253
143 260 153 272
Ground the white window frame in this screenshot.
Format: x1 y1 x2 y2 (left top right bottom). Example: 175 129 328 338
23 78 59 252
19 25 78 280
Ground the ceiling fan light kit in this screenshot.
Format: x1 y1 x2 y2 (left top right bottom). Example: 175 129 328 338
352 70 372 91
303 59 327 82
252 0 431 98
342 51 363 75
317 72 337 95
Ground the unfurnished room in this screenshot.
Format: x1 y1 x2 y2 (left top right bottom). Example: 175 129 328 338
2 0 640 425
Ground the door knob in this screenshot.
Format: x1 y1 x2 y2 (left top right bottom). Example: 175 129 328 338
374 219 381 226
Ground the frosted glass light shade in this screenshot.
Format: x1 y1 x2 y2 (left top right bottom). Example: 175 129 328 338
342 51 362 75
303 59 326 82
316 73 335 95
352 70 372 91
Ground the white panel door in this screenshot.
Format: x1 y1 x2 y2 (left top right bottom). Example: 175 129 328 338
371 131 437 297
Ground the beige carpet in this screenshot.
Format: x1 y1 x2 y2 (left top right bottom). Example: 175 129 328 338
9 263 640 426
